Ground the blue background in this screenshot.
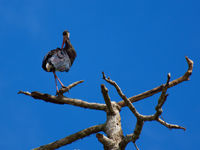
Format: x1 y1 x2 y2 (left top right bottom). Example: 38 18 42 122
0 0 199 149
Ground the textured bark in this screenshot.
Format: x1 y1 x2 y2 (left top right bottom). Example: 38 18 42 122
18 56 193 150
101 84 115 115
18 91 106 110
102 102 123 150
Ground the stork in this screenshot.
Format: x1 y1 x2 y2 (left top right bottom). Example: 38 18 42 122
42 30 77 94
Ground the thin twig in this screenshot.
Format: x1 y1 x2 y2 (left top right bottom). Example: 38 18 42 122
102 72 141 118
157 118 186 131
59 80 84 95
18 91 31 96
154 73 171 119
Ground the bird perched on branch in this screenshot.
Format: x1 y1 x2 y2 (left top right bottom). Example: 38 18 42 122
42 30 77 94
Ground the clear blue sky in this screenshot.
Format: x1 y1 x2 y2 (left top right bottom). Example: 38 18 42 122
0 0 199 149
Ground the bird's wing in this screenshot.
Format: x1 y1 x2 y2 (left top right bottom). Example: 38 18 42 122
42 49 58 63
42 49 58 71
50 51 71 72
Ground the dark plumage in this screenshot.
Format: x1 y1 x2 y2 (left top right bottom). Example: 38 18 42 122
42 30 77 93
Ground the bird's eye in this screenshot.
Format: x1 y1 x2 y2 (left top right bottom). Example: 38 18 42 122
63 32 67 36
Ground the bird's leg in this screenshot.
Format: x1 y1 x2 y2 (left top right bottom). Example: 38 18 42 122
53 71 66 88
57 77 66 88
53 71 59 93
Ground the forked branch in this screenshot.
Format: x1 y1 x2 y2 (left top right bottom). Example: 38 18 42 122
18 81 106 110
118 56 193 107
59 80 84 95
102 72 141 119
19 56 193 150
96 133 115 147
103 70 187 149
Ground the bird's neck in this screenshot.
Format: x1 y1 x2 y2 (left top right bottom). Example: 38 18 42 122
63 39 76 65
64 39 72 49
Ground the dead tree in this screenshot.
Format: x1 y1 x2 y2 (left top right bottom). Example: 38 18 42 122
18 56 193 150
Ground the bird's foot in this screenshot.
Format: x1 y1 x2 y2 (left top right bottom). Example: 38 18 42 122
56 90 63 96
61 85 67 88
61 86 70 93
56 91 59 96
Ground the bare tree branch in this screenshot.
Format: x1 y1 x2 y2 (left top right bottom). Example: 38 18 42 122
153 73 170 119
59 80 84 95
120 119 144 149
96 133 115 147
132 119 144 142
118 56 193 107
157 118 186 131
19 57 192 150
101 84 115 115
33 124 105 150
103 72 145 149
18 80 107 110
99 100 123 150
103 71 186 149
102 72 142 118
18 91 106 110
156 73 170 109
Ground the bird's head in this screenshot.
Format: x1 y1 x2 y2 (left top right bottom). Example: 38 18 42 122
61 30 70 49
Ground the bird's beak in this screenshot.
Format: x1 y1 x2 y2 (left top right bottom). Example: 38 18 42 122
61 38 65 49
